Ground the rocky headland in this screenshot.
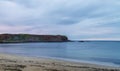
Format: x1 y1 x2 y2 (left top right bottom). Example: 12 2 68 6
0 34 68 43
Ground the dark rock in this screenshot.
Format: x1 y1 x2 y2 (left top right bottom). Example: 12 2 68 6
0 34 68 43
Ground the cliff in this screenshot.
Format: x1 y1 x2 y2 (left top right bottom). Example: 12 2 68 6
0 34 68 43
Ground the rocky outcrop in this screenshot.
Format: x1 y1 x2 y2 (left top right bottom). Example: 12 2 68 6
0 34 68 43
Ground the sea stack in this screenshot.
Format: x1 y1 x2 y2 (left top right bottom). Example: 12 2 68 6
0 34 68 43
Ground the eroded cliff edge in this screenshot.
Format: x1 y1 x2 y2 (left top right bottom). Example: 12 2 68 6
0 34 68 43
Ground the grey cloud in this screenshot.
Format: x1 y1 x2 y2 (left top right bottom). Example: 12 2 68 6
0 0 120 40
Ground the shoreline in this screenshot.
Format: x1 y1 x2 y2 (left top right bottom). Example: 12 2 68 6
0 53 120 71
1 52 120 68
39 56 120 67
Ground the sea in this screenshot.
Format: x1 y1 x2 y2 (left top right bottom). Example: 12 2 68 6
0 41 120 67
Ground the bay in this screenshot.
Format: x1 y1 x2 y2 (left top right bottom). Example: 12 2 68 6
0 41 120 67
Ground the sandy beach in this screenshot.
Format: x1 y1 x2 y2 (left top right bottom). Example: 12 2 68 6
0 53 119 71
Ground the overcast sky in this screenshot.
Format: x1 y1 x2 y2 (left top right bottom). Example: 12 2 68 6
0 0 120 40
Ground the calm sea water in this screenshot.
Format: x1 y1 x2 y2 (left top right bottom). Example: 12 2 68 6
0 41 120 67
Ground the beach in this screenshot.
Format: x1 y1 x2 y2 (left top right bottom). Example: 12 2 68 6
0 53 120 71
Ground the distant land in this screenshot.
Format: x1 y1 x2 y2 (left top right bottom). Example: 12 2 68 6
0 34 68 43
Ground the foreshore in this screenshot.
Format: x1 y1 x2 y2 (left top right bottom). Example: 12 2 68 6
0 53 120 71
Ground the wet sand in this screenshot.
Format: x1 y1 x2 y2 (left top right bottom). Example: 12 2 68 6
0 53 120 71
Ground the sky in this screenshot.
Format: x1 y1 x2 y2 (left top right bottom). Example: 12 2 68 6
0 0 120 40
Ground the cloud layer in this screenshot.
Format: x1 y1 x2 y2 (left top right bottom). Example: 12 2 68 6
0 0 120 40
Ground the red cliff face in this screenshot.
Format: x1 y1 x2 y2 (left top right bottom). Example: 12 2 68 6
0 34 68 43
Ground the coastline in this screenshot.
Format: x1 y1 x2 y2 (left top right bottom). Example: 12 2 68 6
0 53 120 71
